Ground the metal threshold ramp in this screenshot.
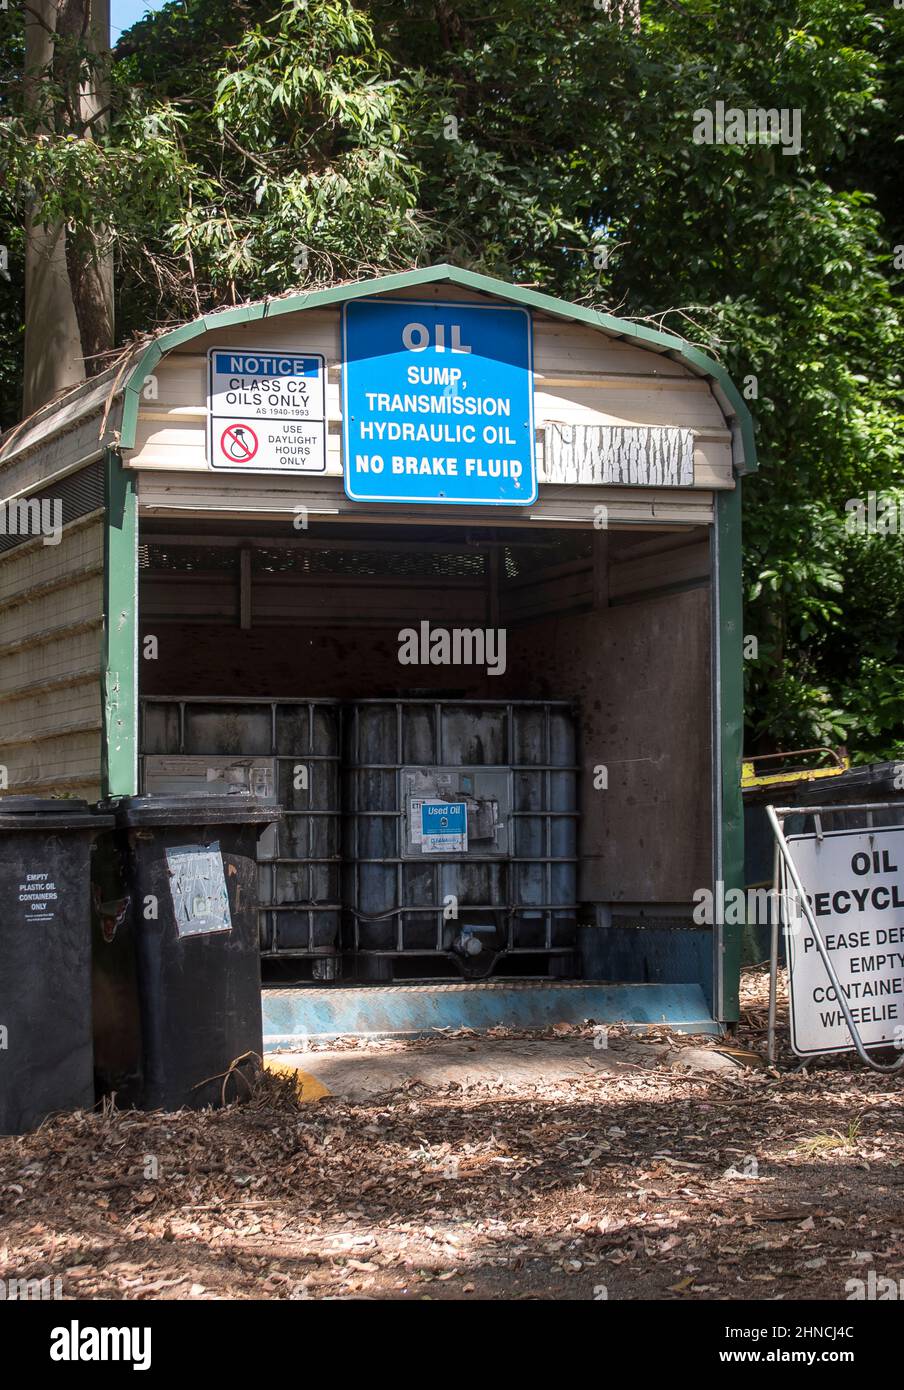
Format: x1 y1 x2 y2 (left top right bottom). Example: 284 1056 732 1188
261 980 720 1049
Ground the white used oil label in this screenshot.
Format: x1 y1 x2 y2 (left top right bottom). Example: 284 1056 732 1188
165 843 232 936
420 800 468 853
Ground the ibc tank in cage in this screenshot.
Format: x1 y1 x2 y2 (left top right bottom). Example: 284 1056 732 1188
343 700 579 977
140 698 342 963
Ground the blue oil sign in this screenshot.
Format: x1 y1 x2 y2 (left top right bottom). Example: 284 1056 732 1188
342 299 536 506
420 800 468 853
422 801 466 836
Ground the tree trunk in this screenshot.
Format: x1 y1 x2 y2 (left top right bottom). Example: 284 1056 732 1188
22 0 113 417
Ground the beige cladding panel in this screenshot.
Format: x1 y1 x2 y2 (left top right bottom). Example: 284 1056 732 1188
0 731 101 797
0 516 104 797
0 414 107 502
0 514 104 606
135 470 715 526
1 684 102 744
536 382 726 430
128 296 735 490
0 623 102 695
0 368 121 496
0 572 102 652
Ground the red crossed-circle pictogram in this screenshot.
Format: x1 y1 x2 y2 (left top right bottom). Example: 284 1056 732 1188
220 423 259 462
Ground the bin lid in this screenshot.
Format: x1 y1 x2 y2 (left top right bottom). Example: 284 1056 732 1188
1 797 89 813
104 793 283 828
0 796 114 831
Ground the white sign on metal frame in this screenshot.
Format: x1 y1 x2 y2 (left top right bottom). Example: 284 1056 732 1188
785 825 904 1056
207 347 327 474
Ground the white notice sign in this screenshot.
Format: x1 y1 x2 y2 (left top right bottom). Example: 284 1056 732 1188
207 347 326 473
786 825 904 1056
165 842 232 936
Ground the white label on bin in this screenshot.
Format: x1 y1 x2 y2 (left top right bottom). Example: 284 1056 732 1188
17 871 58 924
165 843 232 936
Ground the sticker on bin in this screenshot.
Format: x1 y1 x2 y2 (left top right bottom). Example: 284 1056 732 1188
420 800 468 853
16 870 59 925
165 843 232 936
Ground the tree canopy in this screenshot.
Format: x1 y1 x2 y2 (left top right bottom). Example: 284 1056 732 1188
1 0 901 757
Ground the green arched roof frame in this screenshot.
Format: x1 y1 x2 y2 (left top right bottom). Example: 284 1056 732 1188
119 263 757 475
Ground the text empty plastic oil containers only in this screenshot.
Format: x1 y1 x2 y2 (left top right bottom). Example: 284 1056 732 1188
140 699 342 963
0 798 113 1134
343 701 579 977
92 794 280 1110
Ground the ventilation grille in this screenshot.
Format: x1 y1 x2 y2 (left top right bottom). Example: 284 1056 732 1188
0 459 104 556
139 544 238 573
252 547 486 579
140 544 489 580
502 534 591 580
139 534 594 581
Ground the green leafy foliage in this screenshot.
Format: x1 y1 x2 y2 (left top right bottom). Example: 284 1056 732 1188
1 0 441 344
373 0 904 760
0 0 900 759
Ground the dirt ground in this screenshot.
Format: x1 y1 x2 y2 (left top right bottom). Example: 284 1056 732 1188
1 966 902 1301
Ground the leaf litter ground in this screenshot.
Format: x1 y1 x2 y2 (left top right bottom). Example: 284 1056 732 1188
1 967 900 1301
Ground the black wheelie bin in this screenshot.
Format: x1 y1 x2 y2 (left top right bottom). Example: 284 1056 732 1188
91 794 281 1111
0 797 113 1134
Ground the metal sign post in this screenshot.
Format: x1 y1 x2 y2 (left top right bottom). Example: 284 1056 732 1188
767 834 782 1065
767 802 904 1073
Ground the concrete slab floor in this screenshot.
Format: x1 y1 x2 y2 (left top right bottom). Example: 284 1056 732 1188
266 1036 676 1103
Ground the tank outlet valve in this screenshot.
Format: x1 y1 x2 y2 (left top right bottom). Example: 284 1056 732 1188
453 925 493 957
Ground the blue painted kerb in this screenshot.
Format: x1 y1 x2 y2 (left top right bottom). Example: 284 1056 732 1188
261 982 720 1048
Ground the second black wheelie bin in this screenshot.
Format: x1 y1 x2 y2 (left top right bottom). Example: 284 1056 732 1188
92 794 281 1111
